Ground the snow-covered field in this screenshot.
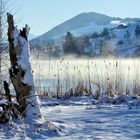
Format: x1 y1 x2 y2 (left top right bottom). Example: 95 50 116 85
43 97 140 140
1 96 140 140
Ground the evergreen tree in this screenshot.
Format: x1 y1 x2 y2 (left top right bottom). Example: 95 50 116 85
101 28 110 40
84 36 90 47
135 25 140 37
63 32 77 54
124 31 130 39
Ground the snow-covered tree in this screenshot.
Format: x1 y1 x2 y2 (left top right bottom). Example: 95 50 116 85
7 13 42 120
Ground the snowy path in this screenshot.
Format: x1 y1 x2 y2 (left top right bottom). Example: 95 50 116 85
43 102 140 140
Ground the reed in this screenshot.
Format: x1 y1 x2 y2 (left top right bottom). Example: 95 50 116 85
31 58 140 99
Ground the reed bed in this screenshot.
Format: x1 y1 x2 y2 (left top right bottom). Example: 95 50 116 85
32 58 140 99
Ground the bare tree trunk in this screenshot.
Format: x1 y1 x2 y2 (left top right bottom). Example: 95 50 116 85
7 13 42 120
3 80 11 102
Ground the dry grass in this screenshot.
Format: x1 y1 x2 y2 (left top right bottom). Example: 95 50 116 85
32 58 140 99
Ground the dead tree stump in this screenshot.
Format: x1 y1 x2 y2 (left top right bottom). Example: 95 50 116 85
7 13 41 119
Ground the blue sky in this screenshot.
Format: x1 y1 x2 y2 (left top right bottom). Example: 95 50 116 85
12 0 140 35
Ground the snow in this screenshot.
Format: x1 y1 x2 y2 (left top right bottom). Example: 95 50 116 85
1 96 140 139
0 119 59 140
50 20 123 39
0 107 3 112
71 21 119 37
44 107 140 139
12 27 42 120
88 21 140 57
110 20 121 25
13 27 19 38
32 20 140 58
3 16 140 139
42 96 140 140
0 99 7 105
18 36 32 85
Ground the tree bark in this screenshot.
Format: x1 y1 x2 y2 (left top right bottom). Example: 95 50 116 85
3 80 11 102
7 13 42 120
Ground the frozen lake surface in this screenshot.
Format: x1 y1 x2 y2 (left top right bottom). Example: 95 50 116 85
42 97 140 140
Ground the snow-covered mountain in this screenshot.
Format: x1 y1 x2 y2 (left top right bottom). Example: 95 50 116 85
31 12 139 43
41 12 120 40
30 12 140 57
